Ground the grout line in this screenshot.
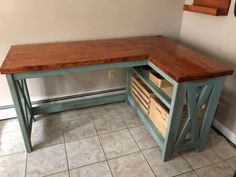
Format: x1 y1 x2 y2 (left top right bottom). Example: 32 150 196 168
104 150 144 161
207 142 225 161
89 110 114 177
179 153 197 176
127 128 157 177
192 160 228 171
194 171 200 177
43 170 69 177
0 150 26 158
59 113 71 177
223 155 236 162
114 104 157 177
68 160 108 172
179 151 194 170
173 170 199 177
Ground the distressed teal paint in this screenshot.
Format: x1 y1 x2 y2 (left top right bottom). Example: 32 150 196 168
6 74 33 152
33 92 126 115
126 68 132 104
175 141 195 152
14 60 148 80
198 77 226 151
162 82 187 161
176 118 191 146
15 80 33 130
187 88 198 148
197 85 213 110
22 79 35 122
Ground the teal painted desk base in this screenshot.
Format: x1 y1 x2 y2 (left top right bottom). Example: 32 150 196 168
6 60 225 162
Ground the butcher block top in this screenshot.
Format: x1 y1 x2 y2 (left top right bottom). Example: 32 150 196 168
0 36 233 82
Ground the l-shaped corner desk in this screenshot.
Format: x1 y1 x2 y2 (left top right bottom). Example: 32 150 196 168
0 36 233 161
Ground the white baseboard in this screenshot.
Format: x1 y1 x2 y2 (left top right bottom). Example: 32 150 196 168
213 119 236 145
0 87 126 120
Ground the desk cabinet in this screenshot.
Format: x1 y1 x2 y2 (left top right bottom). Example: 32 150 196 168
0 36 233 161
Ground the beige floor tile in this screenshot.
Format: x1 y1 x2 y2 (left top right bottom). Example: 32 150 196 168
0 131 25 156
31 123 64 149
47 171 69 177
207 130 236 160
143 147 192 177
0 118 20 133
175 171 198 177
117 106 143 128
113 102 129 109
61 109 91 122
182 145 221 169
100 129 139 159
226 157 236 170
89 104 115 117
33 113 61 128
92 111 127 135
108 152 155 177
70 161 112 177
66 136 105 169
195 161 235 177
63 116 97 142
129 125 157 150
0 152 26 177
26 144 68 177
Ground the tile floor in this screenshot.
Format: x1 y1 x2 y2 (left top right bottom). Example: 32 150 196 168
0 102 235 177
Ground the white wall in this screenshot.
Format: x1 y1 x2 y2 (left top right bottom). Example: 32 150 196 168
0 0 184 107
180 0 236 135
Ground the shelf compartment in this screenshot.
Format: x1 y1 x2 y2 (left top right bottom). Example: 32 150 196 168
148 70 172 88
128 94 164 150
183 0 231 16
131 67 172 109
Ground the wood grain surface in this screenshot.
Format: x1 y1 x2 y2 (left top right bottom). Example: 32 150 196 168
0 36 233 82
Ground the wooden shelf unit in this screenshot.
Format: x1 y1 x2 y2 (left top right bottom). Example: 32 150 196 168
183 0 231 16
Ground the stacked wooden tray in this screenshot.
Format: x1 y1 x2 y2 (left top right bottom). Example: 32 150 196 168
149 97 205 137
149 96 169 136
131 76 153 114
148 70 173 98
132 69 205 138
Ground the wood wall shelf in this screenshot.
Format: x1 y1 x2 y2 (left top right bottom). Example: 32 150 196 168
183 0 231 16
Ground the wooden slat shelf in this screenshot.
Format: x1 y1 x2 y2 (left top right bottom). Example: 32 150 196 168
131 67 172 109
183 0 231 16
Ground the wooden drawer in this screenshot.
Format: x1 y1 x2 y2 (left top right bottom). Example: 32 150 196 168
148 96 206 137
131 91 149 114
131 76 153 99
147 70 173 98
131 76 153 114
148 71 171 88
148 96 169 137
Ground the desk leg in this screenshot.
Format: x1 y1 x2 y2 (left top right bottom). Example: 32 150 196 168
197 77 225 150
6 74 33 153
126 68 132 104
162 83 187 161
162 77 225 161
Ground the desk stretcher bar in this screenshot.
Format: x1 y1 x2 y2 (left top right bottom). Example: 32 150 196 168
0 36 233 162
